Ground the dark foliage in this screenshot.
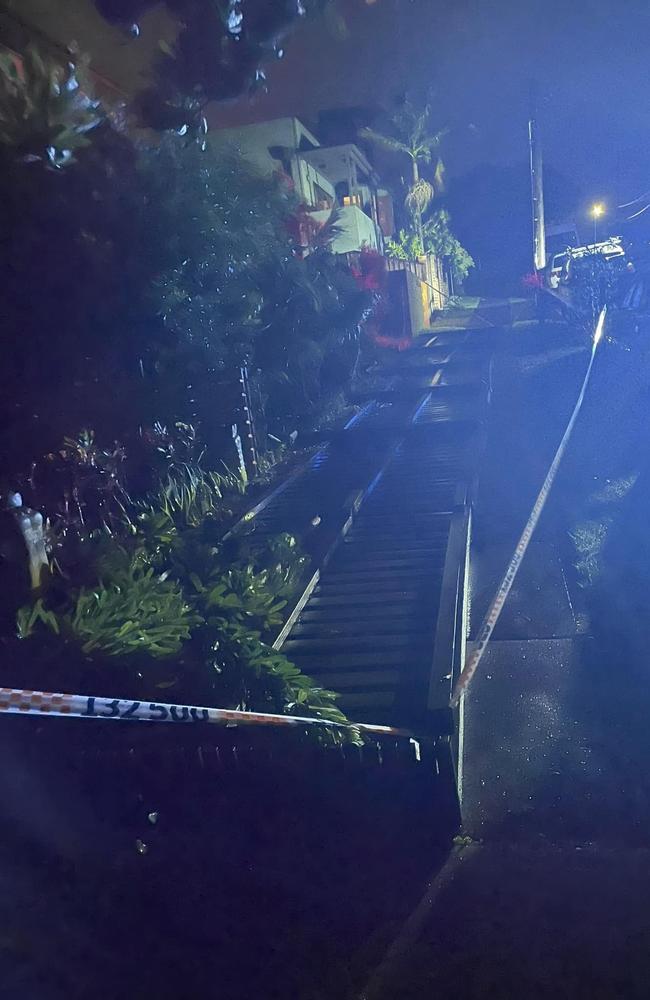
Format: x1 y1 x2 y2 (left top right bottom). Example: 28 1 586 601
0 46 103 168
569 254 625 322
254 247 370 434
0 45 372 735
0 100 153 473
94 0 329 130
0 76 369 481
14 450 352 732
135 138 370 445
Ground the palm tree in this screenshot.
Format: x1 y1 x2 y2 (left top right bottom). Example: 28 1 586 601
360 100 447 248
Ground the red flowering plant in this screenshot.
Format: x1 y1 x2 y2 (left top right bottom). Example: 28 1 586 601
522 270 544 292
350 246 386 291
352 248 412 351
285 204 321 256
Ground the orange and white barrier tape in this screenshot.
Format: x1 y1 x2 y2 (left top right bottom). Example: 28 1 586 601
0 686 413 739
451 307 607 706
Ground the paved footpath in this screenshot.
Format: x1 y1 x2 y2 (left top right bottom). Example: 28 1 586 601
363 320 650 1000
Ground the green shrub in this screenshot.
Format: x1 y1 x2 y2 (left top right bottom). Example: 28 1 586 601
19 557 197 659
70 567 197 658
151 464 246 529
16 512 353 736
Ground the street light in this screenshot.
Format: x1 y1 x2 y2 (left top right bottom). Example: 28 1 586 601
591 202 605 246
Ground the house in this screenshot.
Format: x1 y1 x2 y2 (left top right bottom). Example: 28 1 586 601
211 116 390 255
301 142 395 253
210 117 335 208
210 117 452 324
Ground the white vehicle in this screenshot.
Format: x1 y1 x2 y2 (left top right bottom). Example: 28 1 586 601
548 238 625 289
569 237 625 263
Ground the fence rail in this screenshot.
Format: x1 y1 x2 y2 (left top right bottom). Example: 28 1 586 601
384 254 450 311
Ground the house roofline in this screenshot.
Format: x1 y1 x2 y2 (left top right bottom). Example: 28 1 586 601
214 115 321 151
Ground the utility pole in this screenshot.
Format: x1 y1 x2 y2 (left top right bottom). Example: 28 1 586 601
528 84 546 272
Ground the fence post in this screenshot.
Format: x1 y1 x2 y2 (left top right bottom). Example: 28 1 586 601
239 366 259 473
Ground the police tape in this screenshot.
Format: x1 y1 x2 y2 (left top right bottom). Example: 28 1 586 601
451 306 607 707
0 685 413 739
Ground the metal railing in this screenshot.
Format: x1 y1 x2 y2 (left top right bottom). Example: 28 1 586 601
385 254 450 312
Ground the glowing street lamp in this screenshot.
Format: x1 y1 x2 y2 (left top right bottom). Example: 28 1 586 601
591 202 605 245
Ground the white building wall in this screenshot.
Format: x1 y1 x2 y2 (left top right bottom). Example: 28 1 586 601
211 118 299 175
293 157 335 207
211 121 384 250
310 205 382 254
210 117 334 207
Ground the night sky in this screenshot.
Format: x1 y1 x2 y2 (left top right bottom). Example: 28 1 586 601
9 0 650 285
213 0 650 218
11 0 650 207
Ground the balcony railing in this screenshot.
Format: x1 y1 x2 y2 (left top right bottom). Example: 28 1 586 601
309 204 382 254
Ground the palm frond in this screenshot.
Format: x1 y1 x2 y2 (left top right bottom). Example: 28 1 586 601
433 157 446 194
423 126 450 151
358 126 411 157
310 204 345 248
362 102 450 172
406 178 434 218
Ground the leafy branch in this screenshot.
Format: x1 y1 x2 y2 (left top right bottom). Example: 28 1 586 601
0 46 103 168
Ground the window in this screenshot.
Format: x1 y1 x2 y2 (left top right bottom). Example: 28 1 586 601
313 183 334 210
